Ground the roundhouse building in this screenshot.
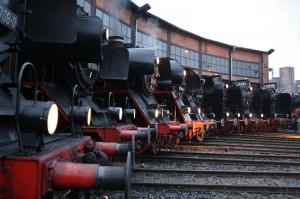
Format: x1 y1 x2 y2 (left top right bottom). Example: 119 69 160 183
78 0 274 89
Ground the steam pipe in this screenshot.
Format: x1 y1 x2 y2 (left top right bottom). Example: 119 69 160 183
52 152 132 196
94 142 131 156
120 127 151 144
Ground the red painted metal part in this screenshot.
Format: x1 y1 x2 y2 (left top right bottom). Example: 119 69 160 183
52 162 126 190
83 124 150 143
0 136 129 199
39 81 69 121
94 142 130 156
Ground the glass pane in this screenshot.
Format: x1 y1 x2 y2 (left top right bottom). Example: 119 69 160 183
212 57 216 64
84 2 91 15
127 27 131 38
225 60 229 67
238 69 242 75
148 36 153 47
77 0 84 5
96 9 102 19
122 24 127 37
116 21 121 35
142 34 147 45
110 17 116 31
103 13 109 27
163 42 167 52
176 46 180 56
137 32 141 42
207 55 212 63
157 41 162 50
171 45 175 55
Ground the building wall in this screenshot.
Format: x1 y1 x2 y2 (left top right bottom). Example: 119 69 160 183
295 80 300 93
202 42 229 58
170 32 199 52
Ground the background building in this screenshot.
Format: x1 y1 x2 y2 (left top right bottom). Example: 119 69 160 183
278 67 294 94
294 80 300 93
78 0 274 89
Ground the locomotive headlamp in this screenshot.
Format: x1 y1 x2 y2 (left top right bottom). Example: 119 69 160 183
260 113 264 118
183 69 187 77
107 107 123 121
237 113 241 117
155 57 160 65
226 112 230 117
249 86 253 91
225 84 229 89
20 101 59 135
149 109 159 118
185 107 191 114
124 108 136 120
102 28 109 41
249 113 253 118
198 108 201 114
69 106 92 126
163 109 170 117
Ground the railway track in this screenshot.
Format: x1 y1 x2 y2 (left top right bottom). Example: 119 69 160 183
107 132 300 198
132 133 300 198
132 168 300 193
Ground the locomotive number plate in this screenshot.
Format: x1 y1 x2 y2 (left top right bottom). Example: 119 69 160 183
0 5 18 30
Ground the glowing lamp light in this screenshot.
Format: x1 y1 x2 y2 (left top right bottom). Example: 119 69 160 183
149 109 159 118
70 106 92 126
237 113 241 117
260 113 264 118
226 112 230 117
47 104 59 134
183 69 187 77
186 107 191 114
225 84 229 89
20 101 59 135
107 107 123 121
198 108 201 114
249 113 253 118
102 28 109 41
274 113 277 117
155 57 160 65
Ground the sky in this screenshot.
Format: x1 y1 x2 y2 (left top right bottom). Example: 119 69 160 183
132 0 300 80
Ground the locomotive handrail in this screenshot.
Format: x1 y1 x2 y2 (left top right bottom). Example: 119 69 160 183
16 62 38 153
70 85 81 137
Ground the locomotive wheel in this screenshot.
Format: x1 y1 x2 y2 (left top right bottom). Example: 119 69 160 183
152 139 158 154
236 124 244 133
72 62 100 89
197 128 205 141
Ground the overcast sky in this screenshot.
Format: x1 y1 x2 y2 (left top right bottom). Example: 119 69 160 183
132 0 300 80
